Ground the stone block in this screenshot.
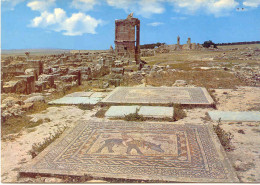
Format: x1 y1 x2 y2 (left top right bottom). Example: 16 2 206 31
138 106 174 118
105 106 140 118
48 97 101 105
208 111 260 122
65 92 93 97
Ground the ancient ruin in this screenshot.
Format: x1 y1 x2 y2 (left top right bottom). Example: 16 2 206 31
115 13 140 63
2 9 260 184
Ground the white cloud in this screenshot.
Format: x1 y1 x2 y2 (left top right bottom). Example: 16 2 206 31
147 22 164 26
2 0 25 11
167 0 239 16
138 0 165 17
27 0 56 12
71 0 100 11
243 0 260 7
29 8 102 36
106 0 132 11
106 0 239 17
106 0 165 18
62 12 102 35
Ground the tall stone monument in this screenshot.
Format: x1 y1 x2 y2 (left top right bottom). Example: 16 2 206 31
114 13 140 63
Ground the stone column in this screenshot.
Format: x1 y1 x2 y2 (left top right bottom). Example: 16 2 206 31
135 21 140 63
187 38 191 49
187 38 191 45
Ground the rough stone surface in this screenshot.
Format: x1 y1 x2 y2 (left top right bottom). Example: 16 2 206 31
208 111 260 122
101 87 214 106
20 121 238 182
24 95 45 103
48 97 101 105
65 92 93 97
90 92 109 98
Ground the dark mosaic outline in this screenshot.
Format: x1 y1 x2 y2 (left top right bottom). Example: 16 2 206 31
20 121 238 182
101 87 214 105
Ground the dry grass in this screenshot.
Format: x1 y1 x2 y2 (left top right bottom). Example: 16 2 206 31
1 102 48 137
213 123 234 151
95 106 109 118
146 70 245 89
2 116 43 137
28 126 67 158
173 104 187 121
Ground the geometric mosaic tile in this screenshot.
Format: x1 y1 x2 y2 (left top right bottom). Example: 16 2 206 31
101 87 214 106
20 121 238 182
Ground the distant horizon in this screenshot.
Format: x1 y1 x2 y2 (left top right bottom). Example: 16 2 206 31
2 40 260 51
2 0 260 50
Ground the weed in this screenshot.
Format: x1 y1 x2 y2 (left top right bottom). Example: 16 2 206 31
173 104 187 121
77 104 94 110
28 126 67 158
124 112 145 121
25 119 43 128
213 123 234 151
95 107 109 118
2 116 43 136
123 108 145 121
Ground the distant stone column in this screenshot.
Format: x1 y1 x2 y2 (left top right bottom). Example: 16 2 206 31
25 52 30 61
187 38 191 49
177 36 180 45
187 38 191 45
135 21 140 63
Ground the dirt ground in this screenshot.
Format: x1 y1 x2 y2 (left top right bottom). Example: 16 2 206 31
1 86 259 183
212 86 260 182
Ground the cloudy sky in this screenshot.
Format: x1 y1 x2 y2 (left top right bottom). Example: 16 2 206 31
2 0 260 50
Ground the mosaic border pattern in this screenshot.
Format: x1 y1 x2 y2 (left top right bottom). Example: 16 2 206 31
20 121 238 182
101 87 214 105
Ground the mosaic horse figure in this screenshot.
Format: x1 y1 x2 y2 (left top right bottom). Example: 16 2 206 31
96 134 164 155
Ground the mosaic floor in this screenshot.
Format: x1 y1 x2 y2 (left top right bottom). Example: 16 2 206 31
101 87 214 106
20 121 238 182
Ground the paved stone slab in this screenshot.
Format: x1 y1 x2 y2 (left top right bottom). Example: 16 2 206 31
138 106 174 118
65 92 93 97
20 121 238 182
101 87 214 106
90 92 109 98
48 97 101 105
105 106 140 118
208 111 260 122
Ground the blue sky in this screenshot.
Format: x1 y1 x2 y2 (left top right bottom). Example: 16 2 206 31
2 0 260 50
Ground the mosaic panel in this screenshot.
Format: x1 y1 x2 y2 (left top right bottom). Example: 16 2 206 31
101 87 214 105
20 121 238 182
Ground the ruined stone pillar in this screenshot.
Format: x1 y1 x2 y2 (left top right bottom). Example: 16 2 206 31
135 21 140 63
177 36 180 45
187 38 191 49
